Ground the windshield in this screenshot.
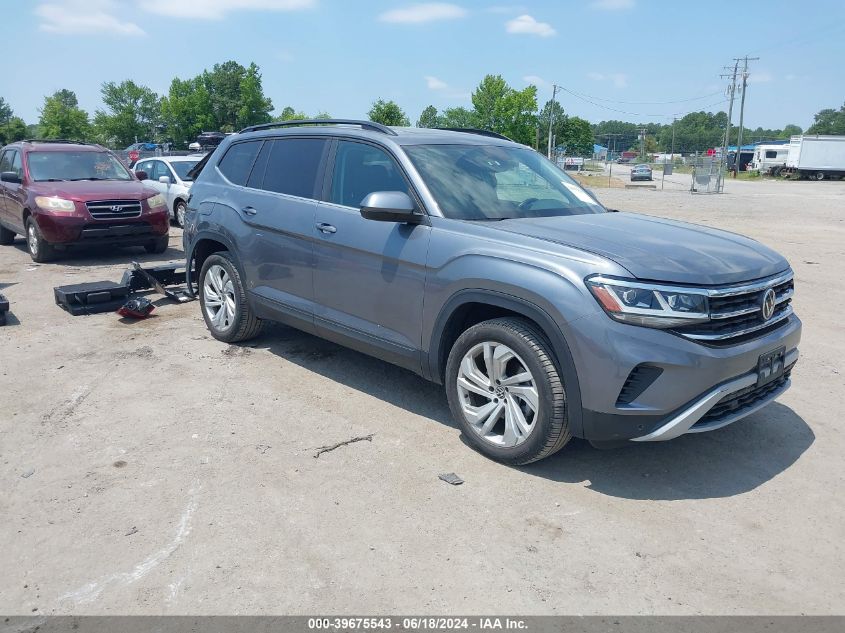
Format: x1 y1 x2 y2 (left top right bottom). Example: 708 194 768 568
27 151 132 182
404 144 605 220
170 160 200 182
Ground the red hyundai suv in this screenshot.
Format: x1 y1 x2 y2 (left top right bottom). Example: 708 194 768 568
0 140 170 262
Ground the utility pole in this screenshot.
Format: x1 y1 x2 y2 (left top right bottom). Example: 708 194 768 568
734 56 759 177
662 118 676 191
602 133 621 186
547 84 560 159
719 60 740 191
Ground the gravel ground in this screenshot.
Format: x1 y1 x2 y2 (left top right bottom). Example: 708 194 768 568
0 178 843 615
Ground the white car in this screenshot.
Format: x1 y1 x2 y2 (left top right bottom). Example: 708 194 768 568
134 156 201 228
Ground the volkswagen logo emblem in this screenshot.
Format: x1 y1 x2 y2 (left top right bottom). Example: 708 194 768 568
761 288 776 321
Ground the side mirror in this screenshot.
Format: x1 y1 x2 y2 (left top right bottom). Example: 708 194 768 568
135 170 148 181
0 171 21 184
158 175 171 185
359 191 421 224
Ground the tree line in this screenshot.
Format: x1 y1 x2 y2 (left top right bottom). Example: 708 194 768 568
1 60 843 155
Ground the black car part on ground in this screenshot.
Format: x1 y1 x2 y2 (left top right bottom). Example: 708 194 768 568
118 297 155 319
54 261 194 315
0 292 9 325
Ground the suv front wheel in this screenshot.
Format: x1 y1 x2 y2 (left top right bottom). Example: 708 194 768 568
199 251 263 343
26 218 55 263
445 317 571 465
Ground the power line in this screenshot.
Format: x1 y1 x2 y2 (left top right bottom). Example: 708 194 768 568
557 85 728 120
558 87 725 106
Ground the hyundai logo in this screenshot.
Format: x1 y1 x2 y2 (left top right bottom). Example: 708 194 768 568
110 205 122 212
761 288 776 321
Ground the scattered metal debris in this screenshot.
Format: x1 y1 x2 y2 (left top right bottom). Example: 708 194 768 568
438 472 464 486
21 468 35 479
313 434 374 458
125 527 138 536
256 444 271 454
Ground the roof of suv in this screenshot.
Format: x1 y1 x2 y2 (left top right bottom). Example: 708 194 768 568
10 140 105 152
236 120 520 147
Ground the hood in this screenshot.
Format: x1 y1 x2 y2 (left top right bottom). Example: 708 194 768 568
30 180 153 201
492 212 789 285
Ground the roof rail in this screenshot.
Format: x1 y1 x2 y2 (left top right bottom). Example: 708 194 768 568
437 128 513 141
21 138 95 145
239 119 399 136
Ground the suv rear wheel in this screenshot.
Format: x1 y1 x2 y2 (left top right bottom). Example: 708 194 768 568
26 218 55 263
445 317 570 465
199 251 262 343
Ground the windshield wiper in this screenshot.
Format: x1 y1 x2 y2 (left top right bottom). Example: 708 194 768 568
68 177 107 181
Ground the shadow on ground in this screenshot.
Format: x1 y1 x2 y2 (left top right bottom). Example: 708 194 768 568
245 323 814 501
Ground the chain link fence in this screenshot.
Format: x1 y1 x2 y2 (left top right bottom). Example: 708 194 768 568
688 155 725 193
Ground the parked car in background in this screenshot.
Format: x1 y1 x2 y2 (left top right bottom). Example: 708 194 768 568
0 140 169 262
134 155 200 227
182 120 800 465
630 164 653 181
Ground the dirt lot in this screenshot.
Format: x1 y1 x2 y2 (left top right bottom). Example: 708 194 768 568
1 178 843 615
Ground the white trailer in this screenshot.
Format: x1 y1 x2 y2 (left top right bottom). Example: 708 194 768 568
751 144 789 175
784 135 845 180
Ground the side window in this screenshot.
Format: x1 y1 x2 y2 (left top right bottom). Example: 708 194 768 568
0 150 13 173
246 141 270 189
765 150 777 159
330 141 410 208
10 151 22 178
217 141 262 186
136 160 152 175
152 161 172 181
260 138 328 198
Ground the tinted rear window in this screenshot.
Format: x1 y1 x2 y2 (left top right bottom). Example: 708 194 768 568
217 141 262 186
259 138 328 198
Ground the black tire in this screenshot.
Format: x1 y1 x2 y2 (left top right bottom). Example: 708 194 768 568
814 171 825 181
145 235 169 254
25 217 55 263
445 317 570 465
198 251 262 343
0 225 15 246
174 200 187 228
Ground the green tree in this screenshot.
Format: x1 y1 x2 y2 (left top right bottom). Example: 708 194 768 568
416 105 441 128
807 103 845 134
560 116 595 156
276 106 308 121
656 111 726 153
92 80 161 147
780 124 803 138
0 97 27 145
538 99 565 151
470 74 537 144
440 106 476 128
368 99 410 126
203 61 248 131
160 76 215 148
237 62 273 129
38 89 89 140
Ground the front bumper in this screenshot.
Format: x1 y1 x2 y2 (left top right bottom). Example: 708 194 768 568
35 210 169 244
565 308 802 441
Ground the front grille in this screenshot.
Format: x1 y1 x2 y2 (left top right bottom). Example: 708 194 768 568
693 363 794 428
86 199 142 220
673 273 794 345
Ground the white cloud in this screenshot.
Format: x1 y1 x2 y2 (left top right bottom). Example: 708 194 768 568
505 14 555 37
379 3 467 24
35 0 145 36
587 72 628 88
425 76 449 90
748 71 773 84
523 75 550 89
141 0 316 19
590 0 635 10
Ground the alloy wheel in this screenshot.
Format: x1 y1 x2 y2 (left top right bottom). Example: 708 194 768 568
203 264 236 332
27 224 38 257
456 341 539 447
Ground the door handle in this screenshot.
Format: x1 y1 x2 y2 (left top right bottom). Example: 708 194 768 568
316 222 337 234
242 206 258 216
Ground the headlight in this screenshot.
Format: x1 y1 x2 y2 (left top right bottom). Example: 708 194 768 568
146 194 166 209
34 196 75 212
586 276 709 328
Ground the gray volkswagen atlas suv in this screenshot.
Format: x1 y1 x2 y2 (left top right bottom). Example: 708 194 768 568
183 120 800 465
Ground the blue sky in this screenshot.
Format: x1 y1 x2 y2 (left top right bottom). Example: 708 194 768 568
3 0 844 130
